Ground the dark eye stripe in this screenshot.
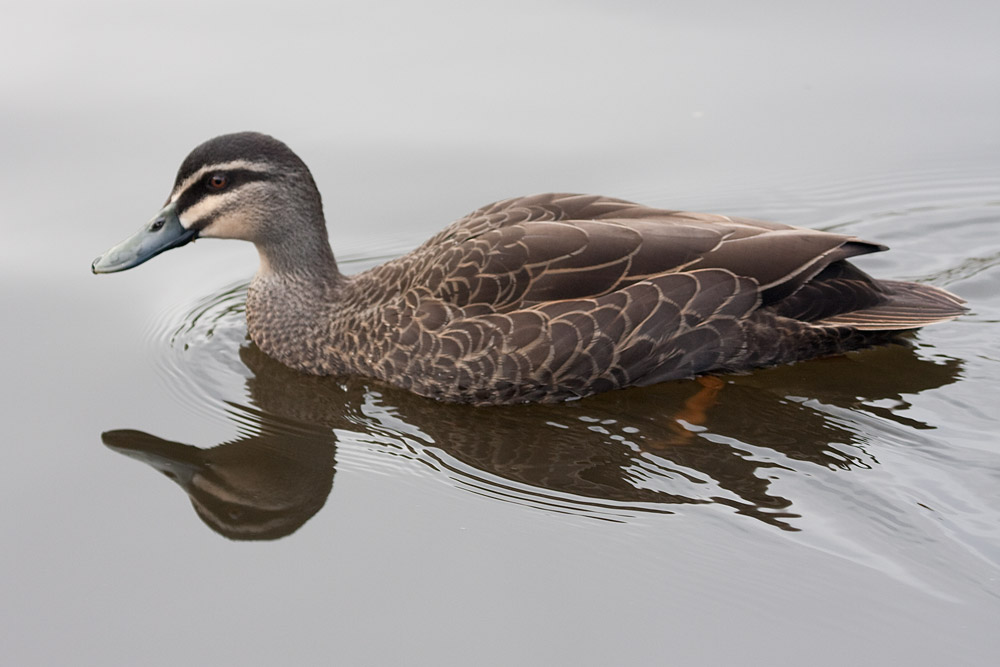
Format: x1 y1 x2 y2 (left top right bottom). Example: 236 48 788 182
175 168 273 218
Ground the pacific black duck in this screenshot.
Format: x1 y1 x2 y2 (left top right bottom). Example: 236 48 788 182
92 132 966 405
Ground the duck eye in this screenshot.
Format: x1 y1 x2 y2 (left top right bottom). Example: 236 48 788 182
207 173 229 190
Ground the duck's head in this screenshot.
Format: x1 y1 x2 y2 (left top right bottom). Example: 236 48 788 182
92 132 329 274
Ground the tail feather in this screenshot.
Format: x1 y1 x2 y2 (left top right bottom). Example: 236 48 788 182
814 280 967 331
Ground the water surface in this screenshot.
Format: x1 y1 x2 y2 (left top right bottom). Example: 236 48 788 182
2 2 999 665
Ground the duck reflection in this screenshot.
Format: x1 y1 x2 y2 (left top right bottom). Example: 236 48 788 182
104 341 961 539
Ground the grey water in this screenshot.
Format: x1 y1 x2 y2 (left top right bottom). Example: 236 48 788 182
2 1 999 665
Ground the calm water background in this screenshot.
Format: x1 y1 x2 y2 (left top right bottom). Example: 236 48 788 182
2 1 999 665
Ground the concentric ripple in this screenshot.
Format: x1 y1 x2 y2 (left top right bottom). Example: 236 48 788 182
144 279 254 427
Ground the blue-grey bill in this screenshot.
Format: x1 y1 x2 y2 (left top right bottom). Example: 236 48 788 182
91 202 197 274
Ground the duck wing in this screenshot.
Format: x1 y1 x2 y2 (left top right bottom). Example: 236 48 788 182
406 193 886 312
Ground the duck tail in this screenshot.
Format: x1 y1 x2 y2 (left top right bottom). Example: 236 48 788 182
812 280 967 331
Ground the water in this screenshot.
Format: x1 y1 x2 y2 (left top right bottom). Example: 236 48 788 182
3 1 999 665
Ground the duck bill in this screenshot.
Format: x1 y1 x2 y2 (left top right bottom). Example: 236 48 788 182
92 202 198 274
102 429 201 489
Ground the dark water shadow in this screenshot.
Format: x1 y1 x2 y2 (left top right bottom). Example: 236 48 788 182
102 337 962 540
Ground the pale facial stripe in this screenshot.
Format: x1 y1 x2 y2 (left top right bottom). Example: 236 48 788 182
169 159 277 203
178 188 248 229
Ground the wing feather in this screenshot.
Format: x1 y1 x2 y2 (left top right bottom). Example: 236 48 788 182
381 195 884 313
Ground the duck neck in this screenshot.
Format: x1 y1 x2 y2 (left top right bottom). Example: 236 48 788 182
255 232 343 285
246 232 349 375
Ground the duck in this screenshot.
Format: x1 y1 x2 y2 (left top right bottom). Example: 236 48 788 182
92 132 967 405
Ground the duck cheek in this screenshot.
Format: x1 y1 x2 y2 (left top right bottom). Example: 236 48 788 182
197 212 253 241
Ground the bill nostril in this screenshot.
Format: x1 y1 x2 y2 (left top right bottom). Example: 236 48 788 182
151 217 165 231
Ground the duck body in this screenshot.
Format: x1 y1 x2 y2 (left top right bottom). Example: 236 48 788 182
93 132 967 405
